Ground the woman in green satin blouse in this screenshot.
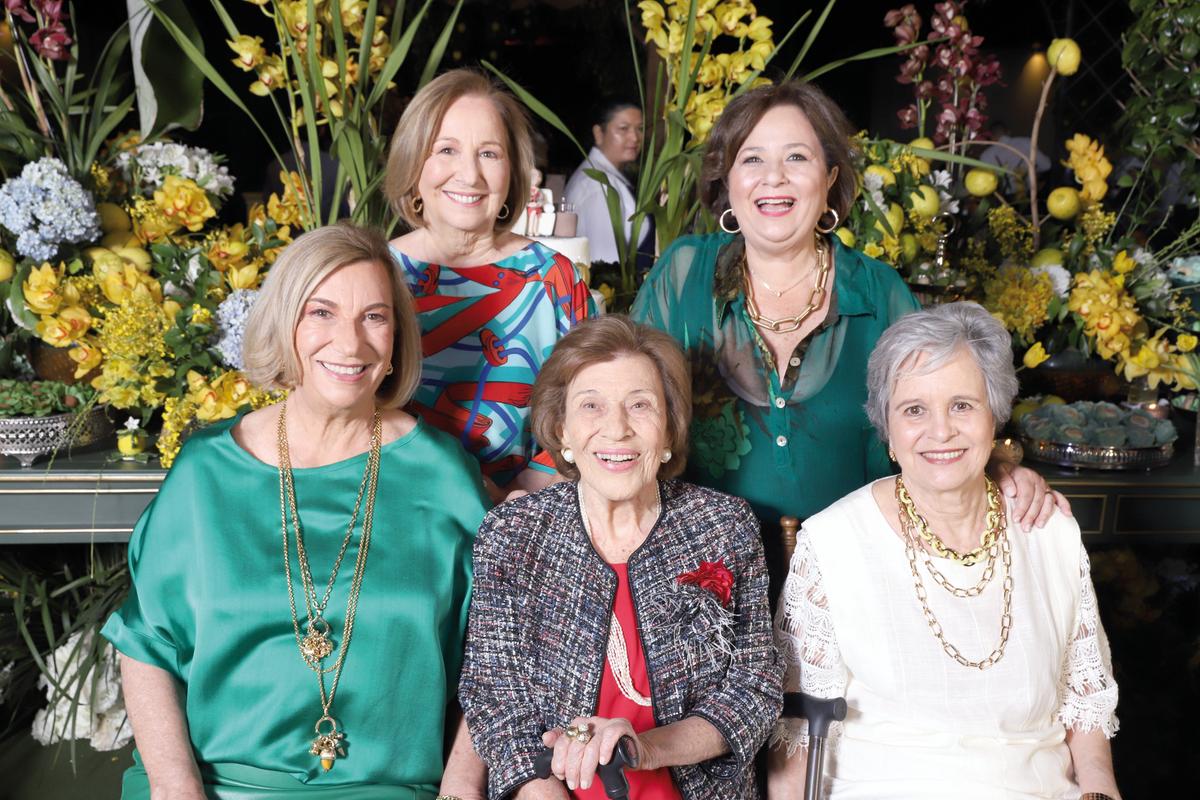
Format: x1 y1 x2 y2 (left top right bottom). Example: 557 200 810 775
102 223 490 799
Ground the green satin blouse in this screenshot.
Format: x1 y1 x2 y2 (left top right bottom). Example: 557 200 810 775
101 415 489 799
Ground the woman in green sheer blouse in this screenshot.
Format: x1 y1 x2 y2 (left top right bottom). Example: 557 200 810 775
631 81 1067 595
102 224 489 799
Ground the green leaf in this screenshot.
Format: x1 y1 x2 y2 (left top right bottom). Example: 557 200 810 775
7 263 40 332
483 62 589 157
802 40 946 84
130 0 204 135
418 0 463 89
784 0 835 79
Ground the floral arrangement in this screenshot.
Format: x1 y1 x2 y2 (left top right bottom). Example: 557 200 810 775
0 158 101 261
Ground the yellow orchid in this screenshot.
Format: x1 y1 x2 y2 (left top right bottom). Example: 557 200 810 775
250 55 285 96
23 262 64 315
227 34 266 72
69 339 103 378
638 0 665 37
1111 249 1135 274
37 315 76 348
696 55 724 87
1119 331 1177 389
1022 342 1051 369
207 225 252 272
227 260 264 290
154 176 216 233
714 2 750 33
742 14 773 42
1064 133 1112 203
1179 334 1198 353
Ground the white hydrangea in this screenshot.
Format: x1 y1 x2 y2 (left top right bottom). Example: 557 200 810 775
116 142 235 199
1032 263 1071 298
0 157 102 261
30 630 133 752
214 288 259 370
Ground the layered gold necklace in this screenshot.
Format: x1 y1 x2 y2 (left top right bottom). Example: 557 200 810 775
278 401 381 771
744 234 830 334
895 476 1013 670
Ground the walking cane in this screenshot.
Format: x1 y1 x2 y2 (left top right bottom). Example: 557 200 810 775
534 735 636 799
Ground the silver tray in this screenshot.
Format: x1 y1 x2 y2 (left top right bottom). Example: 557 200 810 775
1020 436 1173 471
0 406 114 467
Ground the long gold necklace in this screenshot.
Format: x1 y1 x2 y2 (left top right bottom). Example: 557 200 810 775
744 234 830 334
278 401 381 771
894 477 1013 670
896 476 1003 566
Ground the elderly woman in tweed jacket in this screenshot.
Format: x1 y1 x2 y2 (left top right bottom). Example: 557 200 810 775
459 315 782 800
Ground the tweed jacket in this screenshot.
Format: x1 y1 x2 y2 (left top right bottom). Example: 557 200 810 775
459 479 782 800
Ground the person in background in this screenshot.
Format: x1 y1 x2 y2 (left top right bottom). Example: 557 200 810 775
565 98 654 269
385 68 593 503
104 223 489 800
770 302 1119 799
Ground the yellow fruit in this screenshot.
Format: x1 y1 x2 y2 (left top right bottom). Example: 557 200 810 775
1012 399 1040 423
909 137 935 152
1041 394 1066 406
0 248 14 283
1046 187 1081 220
908 185 940 218
117 430 147 457
112 246 152 271
864 164 896 187
96 202 132 234
1047 38 1081 76
964 168 998 197
835 227 856 248
1031 248 1064 268
900 232 919 262
874 202 905 236
101 230 141 249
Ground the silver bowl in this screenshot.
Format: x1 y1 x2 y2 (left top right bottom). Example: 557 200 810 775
1020 436 1173 471
0 406 114 468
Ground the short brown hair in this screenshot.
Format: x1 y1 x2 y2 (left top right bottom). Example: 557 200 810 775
384 68 534 233
242 222 422 409
531 316 691 480
700 80 859 225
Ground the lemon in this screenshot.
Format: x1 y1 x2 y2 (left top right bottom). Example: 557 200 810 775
96 202 132 234
117 430 147 457
0 248 14 283
908 185 940 218
1047 38 1081 76
1046 187 1081 220
1012 398 1040 423
835 227 856 248
864 164 896 187
112 246 152 271
874 202 905 237
1031 248 1064 268
964 168 998 197
1041 394 1066 406
909 137 935 152
101 230 141 249
900 232 919 263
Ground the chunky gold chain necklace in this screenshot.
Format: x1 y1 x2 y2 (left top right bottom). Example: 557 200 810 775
278 401 381 771
894 477 1013 670
744 235 830 334
895 476 1003 566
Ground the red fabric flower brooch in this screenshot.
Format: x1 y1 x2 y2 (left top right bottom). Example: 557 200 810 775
677 559 734 607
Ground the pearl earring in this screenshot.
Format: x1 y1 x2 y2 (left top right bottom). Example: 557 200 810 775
660 449 672 464
562 448 574 464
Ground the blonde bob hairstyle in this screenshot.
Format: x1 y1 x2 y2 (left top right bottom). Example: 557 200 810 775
242 222 422 409
530 315 691 481
384 68 535 233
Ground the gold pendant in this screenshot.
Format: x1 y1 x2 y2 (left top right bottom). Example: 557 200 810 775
300 619 334 665
310 716 345 771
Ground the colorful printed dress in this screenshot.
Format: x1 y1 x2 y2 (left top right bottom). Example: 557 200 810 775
392 241 593 486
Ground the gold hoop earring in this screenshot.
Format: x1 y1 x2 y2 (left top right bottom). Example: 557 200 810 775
497 203 510 221
719 208 740 234
816 207 840 235
412 195 424 215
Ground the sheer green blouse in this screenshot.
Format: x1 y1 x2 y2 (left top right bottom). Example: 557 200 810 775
631 233 919 526
102 415 489 799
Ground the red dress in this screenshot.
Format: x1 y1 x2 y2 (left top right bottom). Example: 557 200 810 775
572 563 682 800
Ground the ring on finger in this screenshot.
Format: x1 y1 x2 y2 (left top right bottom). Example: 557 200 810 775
575 729 593 744
564 725 580 740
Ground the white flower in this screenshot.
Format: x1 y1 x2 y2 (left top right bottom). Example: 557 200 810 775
930 169 953 189
30 630 132 751
116 142 235 200
863 171 884 191
1032 263 1071 297
123 417 141 432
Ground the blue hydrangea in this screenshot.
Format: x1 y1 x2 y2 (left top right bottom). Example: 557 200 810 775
0 158 102 261
213 289 258 370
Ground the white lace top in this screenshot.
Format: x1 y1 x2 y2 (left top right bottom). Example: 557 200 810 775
773 481 1118 799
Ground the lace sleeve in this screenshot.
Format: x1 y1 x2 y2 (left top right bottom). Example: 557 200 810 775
769 532 847 756
1056 543 1120 738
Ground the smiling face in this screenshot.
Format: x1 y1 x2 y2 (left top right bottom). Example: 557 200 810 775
594 106 644 169
561 353 668 505
726 104 837 257
887 348 996 499
416 94 512 237
292 259 395 416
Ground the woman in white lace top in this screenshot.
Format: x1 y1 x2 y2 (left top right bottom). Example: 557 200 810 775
768 302 1120 800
